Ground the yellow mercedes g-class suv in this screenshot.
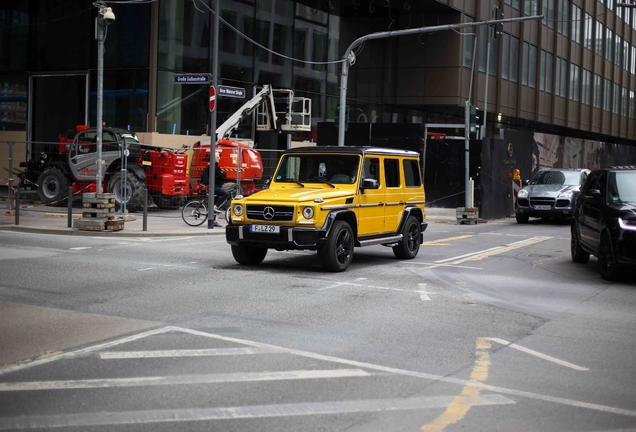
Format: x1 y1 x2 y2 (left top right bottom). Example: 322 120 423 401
225 146 428 271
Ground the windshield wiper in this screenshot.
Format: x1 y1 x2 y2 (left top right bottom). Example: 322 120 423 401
314 178 335 188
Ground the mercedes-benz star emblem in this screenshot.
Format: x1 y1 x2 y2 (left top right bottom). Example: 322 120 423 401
263 206 275 220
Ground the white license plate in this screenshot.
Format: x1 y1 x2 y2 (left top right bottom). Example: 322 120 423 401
250 224 280 233
533 205 552 210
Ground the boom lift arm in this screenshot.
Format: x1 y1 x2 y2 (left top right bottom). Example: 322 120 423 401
215 84 311 141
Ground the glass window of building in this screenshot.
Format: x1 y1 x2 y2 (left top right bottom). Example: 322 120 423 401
569 63 580 101
0 73 27 131
613 83 620 114
595 22 604 56
510 36 519 83
543 0 555 28
571 5 582 44
505 0 521 8
0 4 28 72
606 28 614 62
158 1 209 71
540 50 553 92
555 57 567 97
622 87 628 116
557 0 569 36
615 35 623 66
462 16 475 69
525 0 538 15
522 43 537 87
593 74 602 108
604 79 611 111
630 91 635 119
623 40 629 70
631 46 636 74
584 14 593 49
582 69 591 105
502 34 510 79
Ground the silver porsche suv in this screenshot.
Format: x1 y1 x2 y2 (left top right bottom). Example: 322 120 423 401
515 168 590 224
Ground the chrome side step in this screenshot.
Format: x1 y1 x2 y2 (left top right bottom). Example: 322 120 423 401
358 234 403 247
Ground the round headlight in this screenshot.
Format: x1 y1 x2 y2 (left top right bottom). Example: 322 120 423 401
232 204 243 216
517 189 529 198
302 206 314 219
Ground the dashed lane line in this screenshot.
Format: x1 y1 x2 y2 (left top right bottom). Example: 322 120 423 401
99 347 283 359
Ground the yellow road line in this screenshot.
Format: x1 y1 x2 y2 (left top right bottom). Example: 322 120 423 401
422 235 474 246
422 337 492 432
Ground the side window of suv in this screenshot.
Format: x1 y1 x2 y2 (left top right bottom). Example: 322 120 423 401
384 158 400 188
363 157 380 181
403 159 421 187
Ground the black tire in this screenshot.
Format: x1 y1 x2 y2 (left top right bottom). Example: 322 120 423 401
108 171 145 212
220 182 242 210
393 215 421 259
516 213 529 224
599 233 619 281
571 223 590 264
231 244 268 265
182 200 208 227
318 220 354 272
37 167 68 205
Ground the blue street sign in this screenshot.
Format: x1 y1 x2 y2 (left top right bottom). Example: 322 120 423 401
218 85 246 98
173 74 211 84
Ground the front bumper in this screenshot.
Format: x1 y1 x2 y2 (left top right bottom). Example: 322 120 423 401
226 225 328 250
516 197 574 218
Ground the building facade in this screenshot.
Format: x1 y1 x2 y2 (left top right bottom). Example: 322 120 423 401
1 0 634 160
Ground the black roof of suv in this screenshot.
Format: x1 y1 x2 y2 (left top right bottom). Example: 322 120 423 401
571 166 636 280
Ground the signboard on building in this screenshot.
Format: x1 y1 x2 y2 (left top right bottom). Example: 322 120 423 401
218 85 246 98
173 74 211 84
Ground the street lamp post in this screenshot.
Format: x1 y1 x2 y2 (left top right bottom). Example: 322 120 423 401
94 3 115 194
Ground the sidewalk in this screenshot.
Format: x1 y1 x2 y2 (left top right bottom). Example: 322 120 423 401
0 206 459 237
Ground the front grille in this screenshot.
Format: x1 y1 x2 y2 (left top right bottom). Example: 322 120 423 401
529 197 555 207
246 205 294 221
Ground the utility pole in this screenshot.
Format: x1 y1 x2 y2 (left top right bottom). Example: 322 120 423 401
94 3 115 193
337 14 543 146
208 0 220 229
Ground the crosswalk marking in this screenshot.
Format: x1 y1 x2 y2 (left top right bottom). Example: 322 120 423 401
99 347 283 359
0 369 372 392
0 395 515 430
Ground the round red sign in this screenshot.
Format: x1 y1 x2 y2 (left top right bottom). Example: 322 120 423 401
209 85 216 112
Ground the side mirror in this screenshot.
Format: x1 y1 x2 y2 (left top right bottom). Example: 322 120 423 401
523 179 530 186
263 177 271 189
361 178 379 190
588 189 601 198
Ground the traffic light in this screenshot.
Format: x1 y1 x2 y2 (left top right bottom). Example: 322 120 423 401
469 105 480 133
493 6 504 39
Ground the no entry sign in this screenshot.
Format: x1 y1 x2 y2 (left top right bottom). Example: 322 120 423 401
209 85 216 112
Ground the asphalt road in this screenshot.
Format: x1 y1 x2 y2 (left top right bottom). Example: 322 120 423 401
0 218 635 431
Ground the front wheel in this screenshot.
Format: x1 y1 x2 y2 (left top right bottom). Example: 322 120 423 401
571 223 590 263
318 220 354 272
37 167 68 205
108 171 145 212
393 215 421 259
599 234 619 281
181 200 208 226
231 244 268 265
516 213 529 224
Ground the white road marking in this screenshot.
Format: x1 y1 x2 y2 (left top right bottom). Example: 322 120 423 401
3 326 630 421
0 369 371 392
174 327 636 418
490 338 589 371
409 262 483 270
424 237 552 269
69 247 91 250
0 395 514 430
99 347 283 359
138 267 157 272
318 281 426 299
418 283 435 301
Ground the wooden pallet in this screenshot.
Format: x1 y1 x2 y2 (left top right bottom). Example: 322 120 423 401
78 193 124 231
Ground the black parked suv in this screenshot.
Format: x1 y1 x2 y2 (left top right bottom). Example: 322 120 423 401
571 166 636 280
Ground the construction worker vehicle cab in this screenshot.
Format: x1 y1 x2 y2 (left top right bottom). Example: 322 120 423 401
225 146 428 272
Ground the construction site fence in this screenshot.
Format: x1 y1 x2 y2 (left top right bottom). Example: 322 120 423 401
0 139 286 220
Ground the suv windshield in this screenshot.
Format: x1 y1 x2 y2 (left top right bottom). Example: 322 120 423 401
531 170 581 186
274 154 360 184
609 172 636 203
